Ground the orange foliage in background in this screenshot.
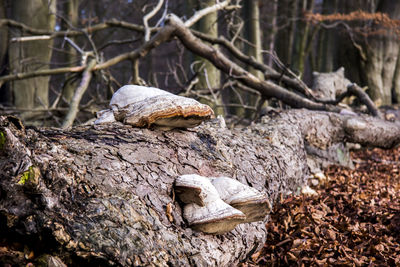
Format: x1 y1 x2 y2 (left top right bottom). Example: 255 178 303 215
305 10 400 36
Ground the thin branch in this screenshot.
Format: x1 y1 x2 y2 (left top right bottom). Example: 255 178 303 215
143 0 164 42
11 35 52 42
347 83 382 118
184 0 237 28
98 37 141 51
0 66 85 87
64 37 85 54
62 57 97 128
0 18 148 40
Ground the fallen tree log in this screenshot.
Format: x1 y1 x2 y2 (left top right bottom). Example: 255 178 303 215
1 110 399 266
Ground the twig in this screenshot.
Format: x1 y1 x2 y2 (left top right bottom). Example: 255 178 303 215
0 66 85 87
143 0 164 42
98 37 141 51
347 83 382 118
64 37 84 54
62 56 96 128
184 0 237 28
11 35 51 42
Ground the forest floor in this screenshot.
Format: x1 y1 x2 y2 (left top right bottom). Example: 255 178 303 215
247 146 400 266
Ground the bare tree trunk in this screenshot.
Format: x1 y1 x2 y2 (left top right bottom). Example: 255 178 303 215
276 0 298 66
0 0 6 68
8 0 56 120
266 0 278 67
60 0 80 105
287 0 298 67
335 0 400 106
317 0 338 72
243 0 263 80
293 0 315 75
192 0 223 116
393 46 400 104
0 0 8 104
243 0 263 117
364 35 399 106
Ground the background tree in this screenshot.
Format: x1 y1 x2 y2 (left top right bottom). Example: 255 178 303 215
189 0 224 116
242 0 263 117
59 0 80 106
310 0 400 105
8 0 56 121
0 0 7 103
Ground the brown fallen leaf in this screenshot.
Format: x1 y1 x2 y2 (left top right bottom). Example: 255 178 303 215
166 203 174 222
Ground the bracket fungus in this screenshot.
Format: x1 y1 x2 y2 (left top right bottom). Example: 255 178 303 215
211 177 271 223
175 174 272 234
183 199 246 234
175 174 246 234
96 85 214 129
175 174 218 206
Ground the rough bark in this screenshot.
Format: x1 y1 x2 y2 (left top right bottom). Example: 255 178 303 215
0 115 308 266
1 108 400 265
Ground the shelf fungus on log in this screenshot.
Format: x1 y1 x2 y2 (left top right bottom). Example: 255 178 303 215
175 174 246 234
175 174 218 206
95 85 214 129
211 177 272 223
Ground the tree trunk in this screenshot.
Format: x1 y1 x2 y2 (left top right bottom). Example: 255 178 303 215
60 0 80 105
393 45 400 104
0 0 6 68
243 0 263 117
1 107 399 266
0 0 8 104
266 0 278 67
334 0 400 106
243 0 263 80
192 0 223 116
276 0 298 66
293 0 315 76
8 0 56 119
316 0 338 72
